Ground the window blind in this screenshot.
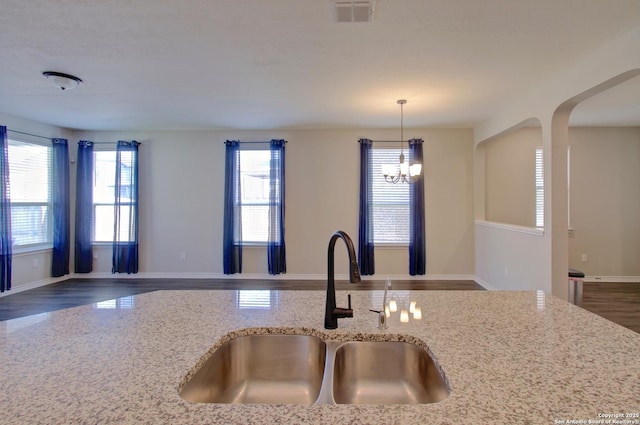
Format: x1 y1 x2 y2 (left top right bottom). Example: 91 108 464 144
371 148 410 244
8 139 52 246
535 147 544 228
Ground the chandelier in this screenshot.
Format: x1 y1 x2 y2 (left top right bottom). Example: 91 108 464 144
382 99 422 184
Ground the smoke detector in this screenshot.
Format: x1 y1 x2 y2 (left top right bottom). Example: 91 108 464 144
333 1 375 23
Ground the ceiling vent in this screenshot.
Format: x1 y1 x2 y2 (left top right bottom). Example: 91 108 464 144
333 1 375 23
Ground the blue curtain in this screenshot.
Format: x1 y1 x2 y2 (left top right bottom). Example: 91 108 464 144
358 139 375 275
409 139 426 275
0 126 12 292
268 139 286 275
223 140 242 274
112 140 139 274
51 138 70 277
75 141 94 273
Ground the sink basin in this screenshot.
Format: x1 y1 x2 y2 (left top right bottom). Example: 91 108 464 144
179 330 449 405
179 334 327 404
332 341 450 405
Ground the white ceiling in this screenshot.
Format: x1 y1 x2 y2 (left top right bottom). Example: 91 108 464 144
0 0 639 131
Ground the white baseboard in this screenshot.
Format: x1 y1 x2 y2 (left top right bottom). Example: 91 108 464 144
584 276 640 283
473 277 498 291
0 276 69 298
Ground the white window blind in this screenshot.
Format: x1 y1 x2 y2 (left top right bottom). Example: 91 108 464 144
235 290 279 309
371 148 410 244
8 139 52 247
239 149 272 244
535 147 544 228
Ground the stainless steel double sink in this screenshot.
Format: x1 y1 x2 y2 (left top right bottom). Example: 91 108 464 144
178 331 450 405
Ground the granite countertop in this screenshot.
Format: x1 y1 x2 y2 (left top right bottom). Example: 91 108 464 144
1 289 639 424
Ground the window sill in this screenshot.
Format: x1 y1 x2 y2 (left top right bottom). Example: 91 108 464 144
92 242 114 247
242 242 268 248
12 245 53 256
375 243 409 249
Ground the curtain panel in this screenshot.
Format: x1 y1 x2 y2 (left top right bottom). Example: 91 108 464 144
75 141 94 273
51 138 70 277
223 140 242 274
267 139 286 275
0 126 12 292
357 139 375 275
409 139 426 275
112 140 140 274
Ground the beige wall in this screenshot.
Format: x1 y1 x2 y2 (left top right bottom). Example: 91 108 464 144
483 127 542 227
72 127 476 279
479 125 640 279
568 127 640 277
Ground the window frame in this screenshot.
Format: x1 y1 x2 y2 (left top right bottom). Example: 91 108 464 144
370 146 411 246
7 137 53 250
535 147 544 228
238 147 274 246
535 146 571 230
91 148 138 244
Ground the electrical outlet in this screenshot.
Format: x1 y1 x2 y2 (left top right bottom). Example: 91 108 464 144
32 259 39 268
504 267 509 277
581 254 588 263
180 252 186 260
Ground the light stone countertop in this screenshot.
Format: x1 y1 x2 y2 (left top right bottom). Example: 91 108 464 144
1 289 639 424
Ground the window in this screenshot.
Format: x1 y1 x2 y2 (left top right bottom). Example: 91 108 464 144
239 149 272 244
535 147 544 228
567 145 572 230
535 146 571 229
93 150 136 242
371 148 410 244
235 290 280 309
7 139 52 247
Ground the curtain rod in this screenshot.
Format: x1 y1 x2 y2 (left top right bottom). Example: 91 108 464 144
7 131 140 146
7 129 54 141
85 141 138 145
360 139 423 143
224 140 288 144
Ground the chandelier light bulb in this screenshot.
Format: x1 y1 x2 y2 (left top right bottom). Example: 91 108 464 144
400 310 409 323
413 307 422 320
389 299 397 312
409 301 416 313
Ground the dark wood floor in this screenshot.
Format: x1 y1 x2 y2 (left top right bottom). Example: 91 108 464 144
0 278 482 321
581 282 640 334
1 279 638 334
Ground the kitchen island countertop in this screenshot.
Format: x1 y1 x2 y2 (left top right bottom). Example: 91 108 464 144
1 289 639 424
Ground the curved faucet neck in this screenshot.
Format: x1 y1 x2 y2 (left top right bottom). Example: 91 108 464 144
327 230 361 285
325 231 361 329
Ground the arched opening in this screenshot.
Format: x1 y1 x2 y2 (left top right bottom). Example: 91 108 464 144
567 75 640 279
551 69 640 299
